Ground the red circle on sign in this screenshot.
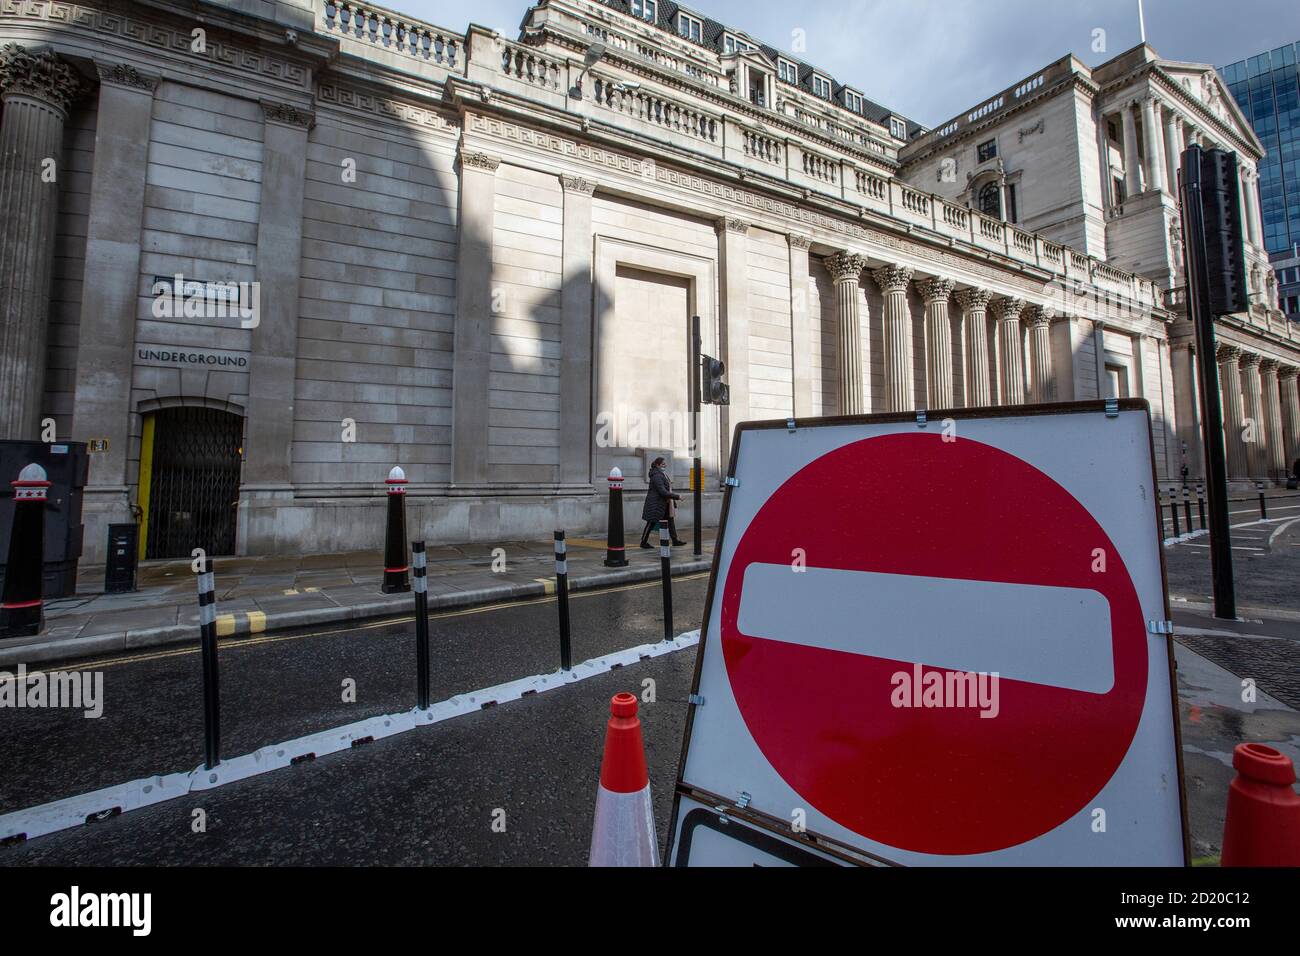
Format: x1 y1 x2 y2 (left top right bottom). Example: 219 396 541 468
720 433 1148 856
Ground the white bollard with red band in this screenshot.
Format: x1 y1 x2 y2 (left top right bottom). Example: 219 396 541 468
589 692 659 867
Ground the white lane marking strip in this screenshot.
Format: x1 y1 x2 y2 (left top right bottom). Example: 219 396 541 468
1268 518 1300 550
737 563 1114 694
0 631 702 844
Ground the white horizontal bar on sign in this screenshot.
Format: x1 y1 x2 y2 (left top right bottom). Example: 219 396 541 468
736 564 1114 694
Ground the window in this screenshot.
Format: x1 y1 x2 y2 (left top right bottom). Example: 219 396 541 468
843 90 863 113
978 181 1002 218
723 34 754 55
977 138 998 163
677 12 701 42
631 0 656 22
811 74 832 99
1104 364 1130 399
748 68 767 108
1113 176 1126 205
778 58 798 84
890 117 907 140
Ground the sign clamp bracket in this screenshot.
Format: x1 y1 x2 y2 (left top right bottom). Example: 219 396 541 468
1105 398 1119 418
916 410 928 428
724 476 740 488
786 418 797 433
1148 620 1175 636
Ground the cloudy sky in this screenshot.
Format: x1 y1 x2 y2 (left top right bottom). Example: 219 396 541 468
394 0 1297 124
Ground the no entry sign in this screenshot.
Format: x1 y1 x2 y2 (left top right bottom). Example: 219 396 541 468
669 402 1188 866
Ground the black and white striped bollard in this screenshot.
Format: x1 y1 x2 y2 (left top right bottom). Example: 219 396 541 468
604 467 628 568
383 466 410 594
1169 487 1181 538
0 463 49 639
555 530 572 671
659 519 673 643
1183 487 1194 532
1257 482 1268 520
1197 483 1207 531
412 540 430 710
196 558 221 770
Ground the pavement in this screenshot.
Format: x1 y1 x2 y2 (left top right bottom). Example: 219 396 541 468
0 531 717 668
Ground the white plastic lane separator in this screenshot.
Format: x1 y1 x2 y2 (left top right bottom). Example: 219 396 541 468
0 630 702 844
737 563 1114 695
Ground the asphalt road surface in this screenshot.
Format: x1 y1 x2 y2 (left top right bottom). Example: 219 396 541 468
0 575 710 865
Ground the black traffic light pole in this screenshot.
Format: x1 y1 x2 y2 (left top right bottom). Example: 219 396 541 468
691 314 703 559
1179 144 1237 620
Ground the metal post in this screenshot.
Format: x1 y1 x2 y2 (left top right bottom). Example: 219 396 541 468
659 520 673 643
1183 487 1194 533
691 314 703 559
1170 487 1182 538
0 463 49 639
196 558 221 770
383 466 410 594
555 530 572 671
1180 144 1235 619
412 541 430 710
1258 482 1267 519
1197 483 1207 531
604 468 628 568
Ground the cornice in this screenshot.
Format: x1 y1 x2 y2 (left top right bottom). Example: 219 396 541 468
1144 66 1261 159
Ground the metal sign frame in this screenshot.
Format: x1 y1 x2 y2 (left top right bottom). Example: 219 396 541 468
666 399 1190 867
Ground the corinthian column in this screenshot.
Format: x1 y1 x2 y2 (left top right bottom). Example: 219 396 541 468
992 297 1026 406
0 44 85 439
824 251 868 414
954 288 993 407
1218 345 1249 481
872 264 915 411
1239 353 1266 479
1260 360 1287 481
1280 366 1300 472
917 277 955 409
1141 96 1165 193
1025 305 1056 402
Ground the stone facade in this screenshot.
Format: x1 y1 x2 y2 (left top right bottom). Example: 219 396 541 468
1 0 1297 562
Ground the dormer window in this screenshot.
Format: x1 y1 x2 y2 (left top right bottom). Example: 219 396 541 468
677 12 702 42
723 33 754 55
890 117 906 139
811 74 832 99
778 58 798 84
631 0 656 23
843 89 863 113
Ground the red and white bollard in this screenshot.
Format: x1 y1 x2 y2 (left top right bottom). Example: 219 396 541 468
589 693 659 866
1 463 50 638
382 466 410 594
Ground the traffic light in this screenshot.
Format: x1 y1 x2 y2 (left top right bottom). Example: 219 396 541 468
701 355 730 406
1195 148 1249 316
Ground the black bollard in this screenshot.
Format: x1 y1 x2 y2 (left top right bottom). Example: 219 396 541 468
412 541 430 710
1258 482 1268 520
603 467 628 568
1183 487 1194 532
383 466 410 594
1197 483 1207 531
195 558 221 770
1169 487 1181 538
0 463 49 639
659 519 673 643
555 530 572 671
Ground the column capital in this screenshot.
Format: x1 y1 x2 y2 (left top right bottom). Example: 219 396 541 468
825 251 868 283
953 287 993 312
1216 344 1241 362
1259 358 1279 375
1025 304 1055 328
1239 351 1261 369
991 296 1025 322
261 99 314 130
459 149 501 172
94 60 159 93
559 174 597 196
0 43 85 113
916 276 955 305
870 263 914 293
716 217 750 236
787 233 812 251
1278 364 1299 382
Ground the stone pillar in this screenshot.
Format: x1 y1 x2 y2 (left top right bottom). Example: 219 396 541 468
1025 305 1055 402
1241 166 1263 250
825 251 868 414
1162 103 1181 189
1239 352 1266 479
716 218 751 453
1141 96 1165 193
872 264 915 412
1217 345 1249 481
1260 360 1287 482
992 297 1026 406
0 44 84 440
1279 366 1300 472
1172 344 1204 479
787 234 813 417
917 276 955 409
450 148 501 491
1120 101 1142 196
954 288 993 407
70 62 158 560
559 175 596 490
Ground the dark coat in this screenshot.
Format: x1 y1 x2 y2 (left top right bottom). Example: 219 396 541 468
641 465 679 523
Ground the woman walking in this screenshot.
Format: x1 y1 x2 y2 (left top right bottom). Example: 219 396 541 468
640 457 686 548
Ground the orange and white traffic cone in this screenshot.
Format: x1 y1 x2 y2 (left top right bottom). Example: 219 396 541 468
1221 743 1300 867
589 692 659 867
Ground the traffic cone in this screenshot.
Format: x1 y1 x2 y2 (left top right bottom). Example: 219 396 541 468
589 692 659 867
1221 743 1300 867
